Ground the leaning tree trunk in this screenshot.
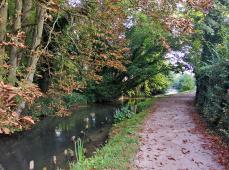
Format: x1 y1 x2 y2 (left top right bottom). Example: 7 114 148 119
27 3 46 83
16 3 46 115
8 0 23 84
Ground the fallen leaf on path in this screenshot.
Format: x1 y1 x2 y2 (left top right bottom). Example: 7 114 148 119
181 148 190 154
195 161 203 166
167 156 176 161
183 139 188 144
137 153 144 160
157 148 166 151
147 128 154 133
201 143 211 150
147 147 152 151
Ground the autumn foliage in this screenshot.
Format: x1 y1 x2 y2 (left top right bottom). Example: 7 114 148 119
187 0 213 12
0 31 26 48
0 0 223 136
0 81 42 134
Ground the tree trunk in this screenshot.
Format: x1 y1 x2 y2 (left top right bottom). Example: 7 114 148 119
14 0 33 115
8 0 23 84
27 3 46 83
15 0 33 70
0 1 8 79
22 0 33 28
0 0 8 55
16 3 46 115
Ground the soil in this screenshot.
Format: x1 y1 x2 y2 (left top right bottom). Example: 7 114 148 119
134 93 228 170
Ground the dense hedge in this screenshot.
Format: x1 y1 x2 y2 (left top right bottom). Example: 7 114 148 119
191 0 229 140
196 60 229 139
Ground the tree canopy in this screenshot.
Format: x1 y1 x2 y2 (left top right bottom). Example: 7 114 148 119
0 0 229 138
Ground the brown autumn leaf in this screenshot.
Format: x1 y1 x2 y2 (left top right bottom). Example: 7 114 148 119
2 127 10 134
21 116 35 125
12 112 19 118
181 148 190 154
187 0 213 12
167 156 176 161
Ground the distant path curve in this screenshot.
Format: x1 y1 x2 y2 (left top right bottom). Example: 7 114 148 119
134 93 224 170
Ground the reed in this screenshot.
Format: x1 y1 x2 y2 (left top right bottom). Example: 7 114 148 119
74 138 85 162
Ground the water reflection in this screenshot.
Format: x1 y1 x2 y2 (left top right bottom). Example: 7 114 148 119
0 163 5 170
0 103 118 170
55 128 62 137
90 113 96 128
84 117 90 130
0 99 145 170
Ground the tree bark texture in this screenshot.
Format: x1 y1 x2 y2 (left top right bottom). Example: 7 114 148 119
8 0 23 83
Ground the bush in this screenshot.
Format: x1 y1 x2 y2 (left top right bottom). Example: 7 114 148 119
62 93 88 108
114 106 135 122
26 93 89 117
150 73 172 94
196 59 229 140
176 74 196 92
25 97 55 117
193 8 229 141
136 99 154 112
126 74 172 97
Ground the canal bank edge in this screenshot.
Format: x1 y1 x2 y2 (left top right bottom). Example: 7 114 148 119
70 98 156 170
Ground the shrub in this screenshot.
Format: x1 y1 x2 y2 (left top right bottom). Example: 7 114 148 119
126 74 172 97
136 99 153 112
176 74 196 92
62 93 88 108
196 59 229 140
150 73 172 94
114 106 135 122
26 93 89 117
25 97 55 117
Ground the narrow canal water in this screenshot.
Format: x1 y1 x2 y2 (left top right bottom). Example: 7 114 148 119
0 102 122 170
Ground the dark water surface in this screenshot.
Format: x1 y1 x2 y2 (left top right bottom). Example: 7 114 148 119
0 103 120 170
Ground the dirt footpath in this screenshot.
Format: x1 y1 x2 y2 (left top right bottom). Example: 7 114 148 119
134 93 225 170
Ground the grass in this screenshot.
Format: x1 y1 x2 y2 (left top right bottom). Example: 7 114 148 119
70 98 155 170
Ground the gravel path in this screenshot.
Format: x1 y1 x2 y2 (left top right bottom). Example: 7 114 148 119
134 93 224 170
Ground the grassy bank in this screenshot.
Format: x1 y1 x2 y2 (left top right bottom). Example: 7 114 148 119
71 98 155 170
